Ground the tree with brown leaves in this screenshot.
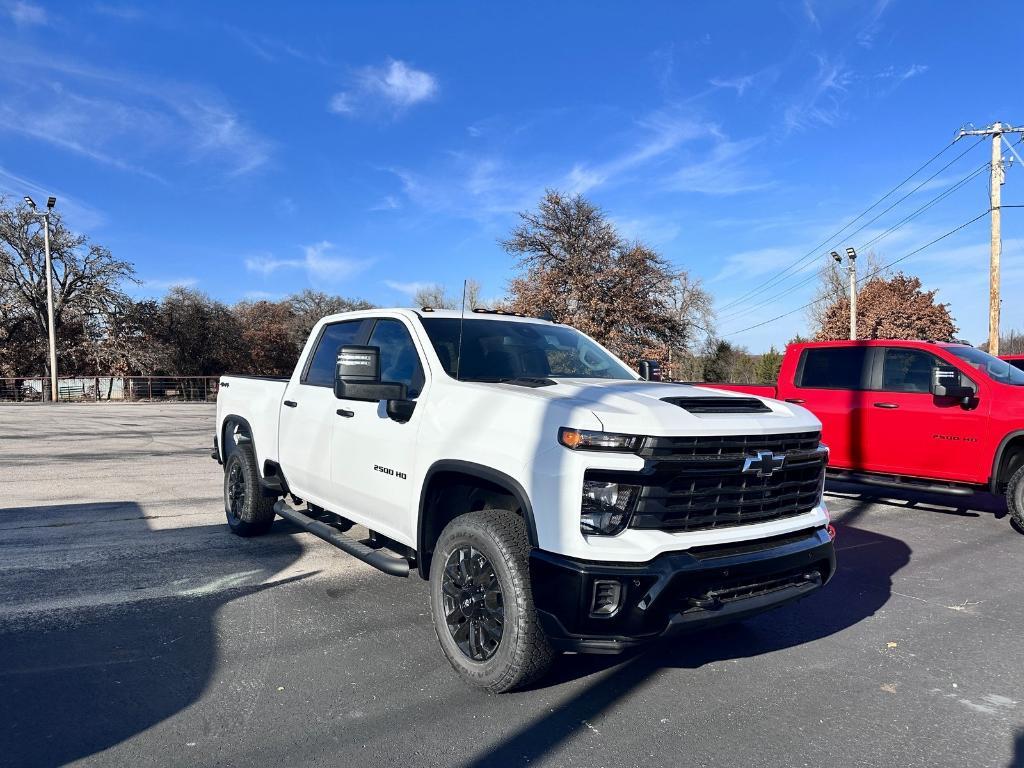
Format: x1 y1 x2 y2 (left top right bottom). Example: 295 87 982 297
815 271 957 342
503 190 712 366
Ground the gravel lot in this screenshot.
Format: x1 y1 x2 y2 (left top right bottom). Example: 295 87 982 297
1 403 1022 768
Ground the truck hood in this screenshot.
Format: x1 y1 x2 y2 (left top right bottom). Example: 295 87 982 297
490 378 820 436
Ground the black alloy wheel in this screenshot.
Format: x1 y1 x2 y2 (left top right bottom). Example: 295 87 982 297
441 545 505 661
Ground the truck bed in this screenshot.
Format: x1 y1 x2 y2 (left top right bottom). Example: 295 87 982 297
216 375 288 469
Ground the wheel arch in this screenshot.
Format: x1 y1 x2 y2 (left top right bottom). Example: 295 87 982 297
220 415 289 496
417 460 538 579
990 430 1024 492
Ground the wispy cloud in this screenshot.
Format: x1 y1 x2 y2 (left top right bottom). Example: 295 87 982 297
245 242 373 283
384 280 433 297
664 136 771 195
783 56 852 133
92 3 142 21
226 26 323 65
139 277 199 291
5 1 47 26
875 63 928 94
329 58 438 118
802 0 819 28
0 42 272 179
0 165 106 230
857 0 893 48
370 195 401 211
709 74 756 97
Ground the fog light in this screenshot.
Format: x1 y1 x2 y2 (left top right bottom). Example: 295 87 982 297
590 580 622 617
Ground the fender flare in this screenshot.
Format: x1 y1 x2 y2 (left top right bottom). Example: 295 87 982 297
990 430 1024 492
416 459 539 578
220 415 289 494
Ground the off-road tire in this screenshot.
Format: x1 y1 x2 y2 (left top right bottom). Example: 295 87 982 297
429 509 554 693
223 442 276 537
1005 464 1024 534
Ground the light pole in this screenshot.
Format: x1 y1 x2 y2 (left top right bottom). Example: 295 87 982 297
24 195 58 402
831 248 858 340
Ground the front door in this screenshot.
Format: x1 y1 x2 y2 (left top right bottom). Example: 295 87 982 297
278 318 367 506
329 317 428 546
860 346 987 482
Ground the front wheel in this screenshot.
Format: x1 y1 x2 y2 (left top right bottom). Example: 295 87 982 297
1005 464 1024 534
224 442 276 537
429 510 554 693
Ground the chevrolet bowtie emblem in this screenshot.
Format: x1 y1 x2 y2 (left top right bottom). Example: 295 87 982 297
742 450 786 477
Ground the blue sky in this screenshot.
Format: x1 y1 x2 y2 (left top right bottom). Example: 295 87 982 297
1 1 1020 351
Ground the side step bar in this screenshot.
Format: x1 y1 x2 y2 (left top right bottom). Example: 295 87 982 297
827 470 975 497
273 501 410 577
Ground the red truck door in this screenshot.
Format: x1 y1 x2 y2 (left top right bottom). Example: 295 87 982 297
860 346 988 482
783 345 873 470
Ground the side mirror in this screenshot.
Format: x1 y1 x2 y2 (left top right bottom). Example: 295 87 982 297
335 346 407 402
385 398 416 423
931 366 976 401
638 359 662 381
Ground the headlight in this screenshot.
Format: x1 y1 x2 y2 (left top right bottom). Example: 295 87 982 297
581 480 639 535
559 427 643 452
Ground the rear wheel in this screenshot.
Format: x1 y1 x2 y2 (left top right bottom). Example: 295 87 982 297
1005 464 1024 534
429 510 554 693
224 442 276 537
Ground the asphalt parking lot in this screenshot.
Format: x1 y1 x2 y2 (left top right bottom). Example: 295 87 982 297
1 404 1022 768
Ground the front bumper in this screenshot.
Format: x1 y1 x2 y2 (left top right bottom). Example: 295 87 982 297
530 526 835 654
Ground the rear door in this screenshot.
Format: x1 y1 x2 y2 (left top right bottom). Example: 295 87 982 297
329 317 428 545
278 318 368 505
860 346 987 481
792 346 872 470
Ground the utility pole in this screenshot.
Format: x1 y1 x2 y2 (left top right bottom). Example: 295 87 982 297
24 195 59 402
957 122 1024 354
831 248 858 340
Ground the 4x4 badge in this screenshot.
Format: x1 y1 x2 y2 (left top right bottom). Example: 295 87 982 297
742 450 786 477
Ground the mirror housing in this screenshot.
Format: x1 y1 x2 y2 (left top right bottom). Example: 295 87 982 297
386 398 416 423
335 345 407 402
931 366 976 401
638 359 662 382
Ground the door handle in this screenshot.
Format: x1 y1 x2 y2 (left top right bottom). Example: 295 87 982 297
336 408 354 418
283 400 298 408
784 398 805 404
873 402 899 409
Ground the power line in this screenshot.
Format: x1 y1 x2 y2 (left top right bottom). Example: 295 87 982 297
718 160 990 325
716 136 981 314
723 210 990 338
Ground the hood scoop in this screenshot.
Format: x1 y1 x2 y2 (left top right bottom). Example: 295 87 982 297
662 396 771 414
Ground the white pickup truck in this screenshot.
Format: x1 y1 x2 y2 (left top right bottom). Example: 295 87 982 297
213 308 836 692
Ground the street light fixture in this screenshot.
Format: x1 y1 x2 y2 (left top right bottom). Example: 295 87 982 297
845 247 857 261
830 251 841 263
25 195 59 402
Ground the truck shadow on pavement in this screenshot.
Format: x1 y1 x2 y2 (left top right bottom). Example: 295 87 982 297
0 501 308 768
465 502 909 767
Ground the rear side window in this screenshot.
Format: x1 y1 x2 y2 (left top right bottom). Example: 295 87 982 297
304 320 364 387
797 347 868 389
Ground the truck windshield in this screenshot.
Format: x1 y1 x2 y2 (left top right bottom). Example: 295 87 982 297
420 318 636 381
946 346 1024 386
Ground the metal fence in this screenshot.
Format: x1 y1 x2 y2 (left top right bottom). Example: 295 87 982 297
0 376 221 403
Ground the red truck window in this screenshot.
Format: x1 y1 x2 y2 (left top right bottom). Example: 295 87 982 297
879 349 935 393
797 347 868 390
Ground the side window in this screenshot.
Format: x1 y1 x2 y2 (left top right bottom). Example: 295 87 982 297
879 348 940 393
303 321 363 387
797 347 868 389
367 319 425 397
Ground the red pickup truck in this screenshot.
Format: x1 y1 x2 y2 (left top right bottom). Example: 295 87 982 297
704 340 1024 532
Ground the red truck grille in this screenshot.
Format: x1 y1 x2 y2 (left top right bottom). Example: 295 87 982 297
627 431 825 533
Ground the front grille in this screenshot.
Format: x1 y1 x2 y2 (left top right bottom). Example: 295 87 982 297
626 430 825 533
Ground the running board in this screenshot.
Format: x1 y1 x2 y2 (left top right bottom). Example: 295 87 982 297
826 470 975 497
273 501 410 577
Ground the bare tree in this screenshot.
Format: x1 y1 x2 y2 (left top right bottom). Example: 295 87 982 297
503 189 712 367
287 289 374 346
412 279 484 311
0 197 136 375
